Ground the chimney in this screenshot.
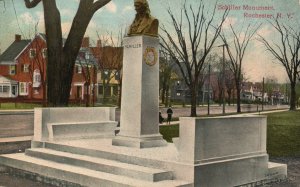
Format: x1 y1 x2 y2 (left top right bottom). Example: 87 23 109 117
81 37 90 48
97 39 102 48
15 34 21 42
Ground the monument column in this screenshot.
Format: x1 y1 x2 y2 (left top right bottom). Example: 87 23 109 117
112 35 166 148
112 0 166 148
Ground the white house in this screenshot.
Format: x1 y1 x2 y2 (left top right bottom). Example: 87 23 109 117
0 75 18 98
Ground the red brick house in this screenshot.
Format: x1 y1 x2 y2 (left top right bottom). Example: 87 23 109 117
0 34 97 103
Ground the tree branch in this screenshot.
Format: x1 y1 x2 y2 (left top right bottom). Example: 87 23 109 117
24 0 41 8
92 0 111 12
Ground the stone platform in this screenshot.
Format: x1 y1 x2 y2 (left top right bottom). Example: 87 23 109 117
0 135 287 187
0 107 287 186
0 138 192 187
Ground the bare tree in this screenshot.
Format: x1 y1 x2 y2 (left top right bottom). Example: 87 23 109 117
159 49 178 107
28 35 47 106
160 0 229 116
224 61 235 105
77 49 97 107
259 19 300 110
92 31 123 106
212 57 234 105
220 24 260 113
24 0 110 106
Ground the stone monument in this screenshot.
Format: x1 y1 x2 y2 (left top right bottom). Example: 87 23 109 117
0 0 287 186
112 0 166 148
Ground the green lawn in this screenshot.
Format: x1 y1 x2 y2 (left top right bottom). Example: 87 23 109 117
159 124 179 142
0 103 41 109
266 110 300 157
159 110 300 157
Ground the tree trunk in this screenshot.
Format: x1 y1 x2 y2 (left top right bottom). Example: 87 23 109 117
103 80 107 104
236 83 241 113
43 0 95 106
42 0 63 106
290 81 296 110
227 90 232 106
161 83 166 104
190 84 198 117
165 85 169 107
118 79 122 108
85 83 90 107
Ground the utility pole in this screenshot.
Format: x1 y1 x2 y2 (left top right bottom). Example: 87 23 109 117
218 44 227 115
208 64 211 115
262 77 264 111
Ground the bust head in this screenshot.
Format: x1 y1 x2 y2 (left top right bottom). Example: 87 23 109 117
128 0 159 37
134 0 150 17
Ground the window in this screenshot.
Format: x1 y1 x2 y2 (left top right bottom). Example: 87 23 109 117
42 48 47 58
98 85 103 95
0 86 9 93
34 72 41 82
19 82 28 95
33 70 41 88
3 86 9 93
115 71 120 80
77 66 82 74
85 52 90 60
105 86 111 96
113 86 118 95
29 49 36 58
102 70 110 80
23 64 29 73
11 86 17 95
9 65 16 75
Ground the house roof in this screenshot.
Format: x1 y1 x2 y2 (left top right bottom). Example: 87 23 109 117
0 40 31 64
90 46 123 70
76 47 98 66
0 75 18 84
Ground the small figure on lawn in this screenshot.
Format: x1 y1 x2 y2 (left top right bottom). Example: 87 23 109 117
167 107 173 125
159 111 164 124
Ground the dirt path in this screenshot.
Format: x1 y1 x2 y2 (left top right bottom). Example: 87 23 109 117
269 157 300 186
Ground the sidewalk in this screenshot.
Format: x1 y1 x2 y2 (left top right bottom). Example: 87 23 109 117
0 109 33 115
0 136 32 143
160 121 179 126
160 108 294 126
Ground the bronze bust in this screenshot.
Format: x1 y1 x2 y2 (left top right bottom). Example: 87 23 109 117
128 0 159 37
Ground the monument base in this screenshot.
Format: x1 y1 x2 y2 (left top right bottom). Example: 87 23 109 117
112 134 167 148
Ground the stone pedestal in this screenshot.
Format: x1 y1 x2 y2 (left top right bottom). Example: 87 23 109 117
112 36 166 148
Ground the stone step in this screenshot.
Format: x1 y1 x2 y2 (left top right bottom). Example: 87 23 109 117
39 141 168 169
25 148 173 182
0 153 192 187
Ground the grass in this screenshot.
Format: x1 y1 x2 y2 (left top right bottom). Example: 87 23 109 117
0 103 41 109
159 110 300 157
159 124 179 142
266 110 300 157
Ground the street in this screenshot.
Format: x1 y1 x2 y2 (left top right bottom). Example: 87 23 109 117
157 104 289 119
0 111 34 138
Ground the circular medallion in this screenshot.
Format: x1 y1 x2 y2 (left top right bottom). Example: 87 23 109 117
143 47 158 66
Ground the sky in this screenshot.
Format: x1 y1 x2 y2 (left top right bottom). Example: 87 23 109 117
1 0 300 83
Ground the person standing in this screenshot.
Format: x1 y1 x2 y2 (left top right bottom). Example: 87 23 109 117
167 107 173 125
159 111 164 124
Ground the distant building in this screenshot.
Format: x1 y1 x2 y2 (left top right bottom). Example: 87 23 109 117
169 61 215 104
0 34 97 103
241 82 269 103
90 40 123 103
